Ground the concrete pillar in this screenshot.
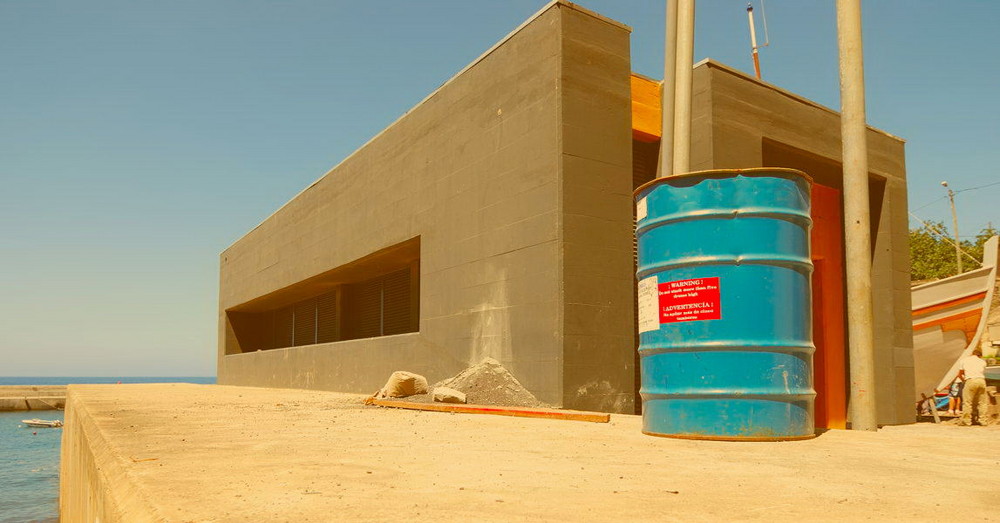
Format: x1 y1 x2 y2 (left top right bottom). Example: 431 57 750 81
836 0 878 431
658 0 678 178
672 0 695 175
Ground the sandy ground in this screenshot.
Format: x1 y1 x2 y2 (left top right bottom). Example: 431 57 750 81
62 384 999 522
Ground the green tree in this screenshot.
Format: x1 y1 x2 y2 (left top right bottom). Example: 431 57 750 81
909 222 999 281
966 224 999 265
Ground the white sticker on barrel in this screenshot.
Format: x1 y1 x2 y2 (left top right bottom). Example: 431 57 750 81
658 277 722 323
636 197 647 221
637 275 659 333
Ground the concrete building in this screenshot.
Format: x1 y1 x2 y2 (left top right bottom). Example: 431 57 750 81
218 1 913 424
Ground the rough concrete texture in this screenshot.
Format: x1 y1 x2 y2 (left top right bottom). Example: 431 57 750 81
62 384 998 522
217 1 635 413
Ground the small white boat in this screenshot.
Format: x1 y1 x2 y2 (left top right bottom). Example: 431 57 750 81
22 418 63 428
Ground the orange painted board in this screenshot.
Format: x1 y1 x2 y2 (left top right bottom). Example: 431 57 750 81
631 74 661 143
911 292 987 318
913 309 983 332
912 309 982 344
369 398 610 423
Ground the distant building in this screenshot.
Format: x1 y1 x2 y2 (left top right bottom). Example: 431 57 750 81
218 1 913 425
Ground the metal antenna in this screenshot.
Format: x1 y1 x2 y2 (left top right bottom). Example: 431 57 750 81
746 3 762 79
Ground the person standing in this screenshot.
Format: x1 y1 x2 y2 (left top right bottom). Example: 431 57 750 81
958 348 989 426
947 376 964 416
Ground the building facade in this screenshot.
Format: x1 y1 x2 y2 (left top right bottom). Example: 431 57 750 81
219 1 914 424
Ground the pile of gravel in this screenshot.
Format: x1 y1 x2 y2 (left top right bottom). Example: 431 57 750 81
437 358 546 408
390 358 546 408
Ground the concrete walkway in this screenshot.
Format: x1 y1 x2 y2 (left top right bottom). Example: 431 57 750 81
60 384 998 522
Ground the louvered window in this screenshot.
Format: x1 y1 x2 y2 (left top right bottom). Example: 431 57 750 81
293 298 317 346
274 306 294 349
347 277 384 340
225 243 419 353
343 267 415 340
631 139 659 415
316 291 340 343
382 268 413 335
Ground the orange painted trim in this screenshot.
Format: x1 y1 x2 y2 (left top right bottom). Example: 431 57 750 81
810 183 847 431
631 74 661 143
911 292 987 318
368 399 610 423
912 308 982 332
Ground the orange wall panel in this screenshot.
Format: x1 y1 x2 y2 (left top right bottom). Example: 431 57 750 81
811 183 847 430
631 74 661 143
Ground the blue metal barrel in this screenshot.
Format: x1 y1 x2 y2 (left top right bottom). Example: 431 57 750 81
634 168 815 441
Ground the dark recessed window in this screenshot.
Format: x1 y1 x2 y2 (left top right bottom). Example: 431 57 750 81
226 256 419 353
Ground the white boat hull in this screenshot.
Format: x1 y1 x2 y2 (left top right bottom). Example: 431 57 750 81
911 236 998 401
21 419 63 428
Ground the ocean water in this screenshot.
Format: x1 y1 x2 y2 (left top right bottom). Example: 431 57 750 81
0 377 215 523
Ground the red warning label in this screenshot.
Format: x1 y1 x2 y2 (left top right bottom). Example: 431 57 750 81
659 277 721 324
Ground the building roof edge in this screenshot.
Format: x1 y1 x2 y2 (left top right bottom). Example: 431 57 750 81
696 59 907 144
224 1 631 254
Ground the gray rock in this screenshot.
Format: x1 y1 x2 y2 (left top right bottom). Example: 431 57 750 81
433 387 467 404
377 371 429 398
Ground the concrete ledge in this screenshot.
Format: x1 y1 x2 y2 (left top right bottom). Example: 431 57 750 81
0 386 67 411
60 386 157 522
59 383 999 521
27 396 65 410
0 397 66 411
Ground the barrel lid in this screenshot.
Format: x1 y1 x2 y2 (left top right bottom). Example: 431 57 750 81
633 167 813 201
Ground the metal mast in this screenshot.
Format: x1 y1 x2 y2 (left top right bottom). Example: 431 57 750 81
747 3 762 79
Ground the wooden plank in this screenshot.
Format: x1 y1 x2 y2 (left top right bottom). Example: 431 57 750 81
368 398 610 423
920 393 940 424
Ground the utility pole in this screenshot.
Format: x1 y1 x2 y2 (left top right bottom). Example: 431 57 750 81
942 181 963 274
672 0 696 175
836 0 878 431
658 0 678 179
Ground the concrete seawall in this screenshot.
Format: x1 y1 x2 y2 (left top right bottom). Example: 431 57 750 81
59 383 371 521
0 386 66 411
60 383 999 521
60 385 160 522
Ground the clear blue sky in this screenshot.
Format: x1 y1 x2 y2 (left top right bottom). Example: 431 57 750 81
2 1 997 376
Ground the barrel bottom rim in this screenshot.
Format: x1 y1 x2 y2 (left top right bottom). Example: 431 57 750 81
642 430 817 442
